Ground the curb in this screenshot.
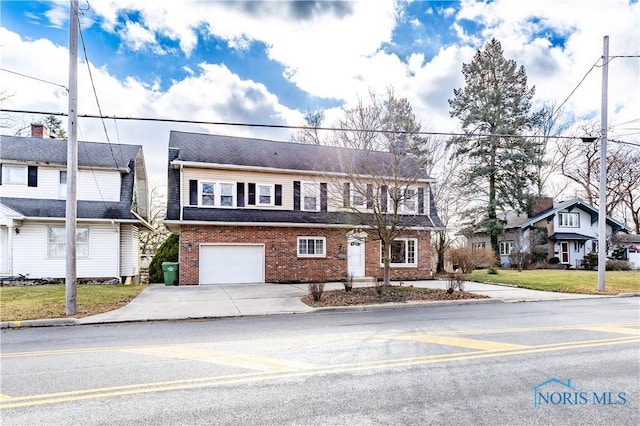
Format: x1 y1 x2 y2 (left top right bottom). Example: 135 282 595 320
1 318 80 329
616 292 640 297
312 297 502 313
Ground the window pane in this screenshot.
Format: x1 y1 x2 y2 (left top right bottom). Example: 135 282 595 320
307 240 315 254
407 240 415 264
304 196 316 210
6 166 26 183
60 171 67 183
403 189 416 212
298 239 307 255
390 240 405 263
315 239 324 255
220 184 233 207
259 185 271 204
202 183 215 206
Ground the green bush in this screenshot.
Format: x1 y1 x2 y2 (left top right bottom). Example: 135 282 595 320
549 256 560 264
581 253 598 270
149 234 179 283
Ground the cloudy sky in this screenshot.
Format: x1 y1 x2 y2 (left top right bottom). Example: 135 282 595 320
1 0 639 187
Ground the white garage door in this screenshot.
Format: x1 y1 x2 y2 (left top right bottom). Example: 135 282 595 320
199 244 264 284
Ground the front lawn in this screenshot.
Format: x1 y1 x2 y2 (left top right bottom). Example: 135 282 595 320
464 269 639 294
0 284 147 321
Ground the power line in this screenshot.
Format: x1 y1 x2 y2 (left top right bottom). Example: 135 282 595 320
0 108 596 141
0 67 68 91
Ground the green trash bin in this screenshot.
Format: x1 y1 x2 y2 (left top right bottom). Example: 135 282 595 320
161 262 179 286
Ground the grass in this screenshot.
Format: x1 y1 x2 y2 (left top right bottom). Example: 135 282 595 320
0 284 147 321
465 269 640 294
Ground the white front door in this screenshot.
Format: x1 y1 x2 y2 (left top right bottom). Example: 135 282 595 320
560 242 570 264
347 237 365 277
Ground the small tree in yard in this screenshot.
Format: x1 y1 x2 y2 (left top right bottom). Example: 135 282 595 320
449 247 496 274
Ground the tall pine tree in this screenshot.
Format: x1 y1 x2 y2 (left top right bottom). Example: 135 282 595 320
449 38 540 258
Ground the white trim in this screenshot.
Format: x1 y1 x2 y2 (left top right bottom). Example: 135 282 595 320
170 160 435 183
256 183 275 206
297 236 326 258
163 220 437 230
2 165 27 185
380 238 418 267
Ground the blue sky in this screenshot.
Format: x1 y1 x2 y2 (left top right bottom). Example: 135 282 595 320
1 0 638 186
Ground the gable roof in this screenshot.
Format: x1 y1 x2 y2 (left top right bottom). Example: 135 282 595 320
1 135 148 223
0 135 139 170
168 131 432 179
522 198 630 233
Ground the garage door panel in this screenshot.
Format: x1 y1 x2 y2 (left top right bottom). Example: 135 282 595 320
200 245 264 284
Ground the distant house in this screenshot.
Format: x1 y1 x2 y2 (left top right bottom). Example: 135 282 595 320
611 233 640 269
164 131 443 285
0 125 151 282
466 197 631 268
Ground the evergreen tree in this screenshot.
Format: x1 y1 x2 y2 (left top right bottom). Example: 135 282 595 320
448 38 540 257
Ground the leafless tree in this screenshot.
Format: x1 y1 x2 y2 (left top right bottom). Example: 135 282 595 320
139 184 170 256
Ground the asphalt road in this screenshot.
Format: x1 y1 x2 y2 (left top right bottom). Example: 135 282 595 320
1 298 639 425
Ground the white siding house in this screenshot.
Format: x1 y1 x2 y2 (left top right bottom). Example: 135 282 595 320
0 128 150 282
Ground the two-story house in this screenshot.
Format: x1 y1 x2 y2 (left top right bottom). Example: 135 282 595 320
466 197 630 268
0 125 151 283
164 131 443 285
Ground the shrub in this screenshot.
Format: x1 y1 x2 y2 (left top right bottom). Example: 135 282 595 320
487 266 498 275
581 253 598 270
549 256 560 264
449 247 496 273
149 234 179 283
606 260 631 271
342 274 354 292
308 282 325 301
446 273 465 293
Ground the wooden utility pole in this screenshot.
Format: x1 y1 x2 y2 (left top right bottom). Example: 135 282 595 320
66 0 79 315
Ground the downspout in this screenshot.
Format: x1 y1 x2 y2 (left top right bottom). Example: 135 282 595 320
180 163 184 222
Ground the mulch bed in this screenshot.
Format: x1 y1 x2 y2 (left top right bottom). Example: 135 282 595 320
301 285 489 307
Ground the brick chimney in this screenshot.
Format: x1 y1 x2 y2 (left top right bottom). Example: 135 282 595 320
31 123 46 138
530 196 554 216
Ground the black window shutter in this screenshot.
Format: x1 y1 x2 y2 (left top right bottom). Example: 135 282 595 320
418 188 424 214
343 182 350 207
366 184 373 209
293 181 300 211
248 183 256 205
320 183 327 212
237 182 245 207
275 184 282 206
189 180 198 205
27 166 38 187
0 164 2 185
381 185 387 212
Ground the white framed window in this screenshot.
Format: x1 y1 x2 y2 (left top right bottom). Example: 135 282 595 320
219 183 234 207
381 238 417 267
59 170 67 198
258 184 274 206
47 227 89 258
499 241 514 256
350 186 366 209
201 182 215 206
573 241 580 252
472 242 486 251
301 182 320 211
297 237 326 258
3 165 26 184
558 212 579 228
400 188 417 213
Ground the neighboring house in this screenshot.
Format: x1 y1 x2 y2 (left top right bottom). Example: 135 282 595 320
164 131 443 285
0 125 151 282
611 233 640 269
466 197 631 268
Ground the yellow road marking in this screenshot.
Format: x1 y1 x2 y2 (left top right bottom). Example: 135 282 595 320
0 395 13 401
121 346 317 372
2 323 638 359
390 334 528 351
1 335 637 410
577 325 640 335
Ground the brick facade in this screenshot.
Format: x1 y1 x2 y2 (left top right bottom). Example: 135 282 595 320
178 225 432 284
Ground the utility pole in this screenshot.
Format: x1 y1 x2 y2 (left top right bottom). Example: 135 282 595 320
597 35 609 292
66 0 79 315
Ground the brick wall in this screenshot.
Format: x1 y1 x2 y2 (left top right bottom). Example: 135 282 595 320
179 225 432 284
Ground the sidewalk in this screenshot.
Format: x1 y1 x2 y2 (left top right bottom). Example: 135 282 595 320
2 280 622 328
